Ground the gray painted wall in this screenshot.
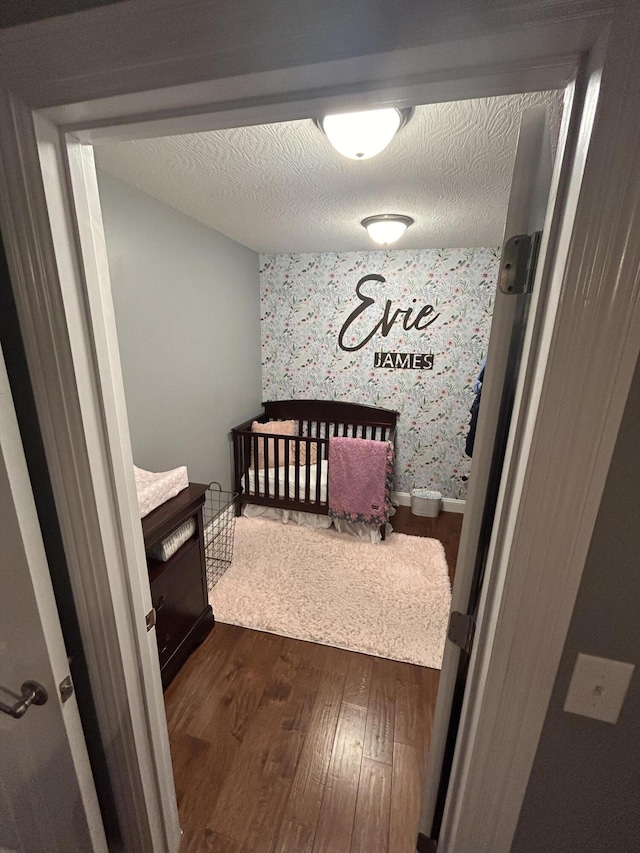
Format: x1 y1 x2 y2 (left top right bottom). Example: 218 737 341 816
97 171 261 489
513 355 640 852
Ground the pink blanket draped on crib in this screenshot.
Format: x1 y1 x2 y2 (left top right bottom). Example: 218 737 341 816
328 437 394 527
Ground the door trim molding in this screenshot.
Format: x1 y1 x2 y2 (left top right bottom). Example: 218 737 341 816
426 98 558 840
440 12 640 848
0 93 177 852
0 3 638 852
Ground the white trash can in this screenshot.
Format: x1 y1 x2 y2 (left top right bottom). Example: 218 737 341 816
410 488 442 517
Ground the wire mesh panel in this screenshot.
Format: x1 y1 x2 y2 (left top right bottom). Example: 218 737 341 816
203 482 237 590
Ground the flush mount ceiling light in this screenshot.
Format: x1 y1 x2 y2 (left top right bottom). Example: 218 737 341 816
315 107 414 160
362 214 415 245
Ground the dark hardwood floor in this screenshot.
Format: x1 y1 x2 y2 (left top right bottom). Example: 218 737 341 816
390 507 462 584
165 511 462 853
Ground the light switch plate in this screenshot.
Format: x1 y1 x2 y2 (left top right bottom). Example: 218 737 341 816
564 653 635 724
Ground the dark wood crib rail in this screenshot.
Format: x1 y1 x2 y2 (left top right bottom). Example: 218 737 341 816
263 399 397 440
233 432 328 514
231 400 398 528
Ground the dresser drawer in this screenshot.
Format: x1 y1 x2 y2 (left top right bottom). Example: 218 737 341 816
150 537 201 608
143 484 213 688
150 537 206 666
155 580 206 667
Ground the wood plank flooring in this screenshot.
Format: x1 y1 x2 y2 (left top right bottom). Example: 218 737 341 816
390 507 462 584
165 512 461 853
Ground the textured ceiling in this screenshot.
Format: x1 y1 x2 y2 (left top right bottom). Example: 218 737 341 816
95 91 563 253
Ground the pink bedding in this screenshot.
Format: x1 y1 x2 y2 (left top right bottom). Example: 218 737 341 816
327 438 394 527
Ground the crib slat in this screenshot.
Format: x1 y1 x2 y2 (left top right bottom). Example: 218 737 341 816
315 439 322 505
252 434 259 497
304 437 312 504
294 440 300 504
274 432 280 499
284 433 290 501
243 434 250 500
264 433 271 498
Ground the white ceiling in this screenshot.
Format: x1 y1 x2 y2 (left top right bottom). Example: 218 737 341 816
95 91 563 254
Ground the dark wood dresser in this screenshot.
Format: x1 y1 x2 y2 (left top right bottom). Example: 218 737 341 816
142 482 214 689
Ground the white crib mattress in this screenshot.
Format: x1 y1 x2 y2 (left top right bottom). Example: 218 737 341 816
134 465 189 518
247 463 327 503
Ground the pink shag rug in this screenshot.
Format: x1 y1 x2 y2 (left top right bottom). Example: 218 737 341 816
209 517 451 669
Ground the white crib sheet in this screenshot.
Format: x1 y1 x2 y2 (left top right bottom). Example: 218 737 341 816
244 462 391 542
246 463 327 503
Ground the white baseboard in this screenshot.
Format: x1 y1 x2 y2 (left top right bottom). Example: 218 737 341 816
392 491 466 514
442 498 466 513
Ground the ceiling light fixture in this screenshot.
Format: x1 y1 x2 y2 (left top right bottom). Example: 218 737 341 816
315 107 414 160
362 214 414 245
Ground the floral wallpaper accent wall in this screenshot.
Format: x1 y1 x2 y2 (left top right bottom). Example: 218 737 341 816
260 249 499 498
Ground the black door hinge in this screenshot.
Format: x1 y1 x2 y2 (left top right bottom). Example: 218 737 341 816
448 611 476 655
499 231 542 295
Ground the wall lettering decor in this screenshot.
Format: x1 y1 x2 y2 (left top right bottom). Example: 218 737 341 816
338 273 440 352
260 249 499 498
374 352 434 369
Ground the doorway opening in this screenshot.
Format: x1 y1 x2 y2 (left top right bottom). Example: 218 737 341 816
84 88 564 850
6 3 638 849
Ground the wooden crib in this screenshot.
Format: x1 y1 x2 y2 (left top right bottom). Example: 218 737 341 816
231 400 398 535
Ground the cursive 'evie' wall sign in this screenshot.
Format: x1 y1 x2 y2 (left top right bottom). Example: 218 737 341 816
338 273 439 369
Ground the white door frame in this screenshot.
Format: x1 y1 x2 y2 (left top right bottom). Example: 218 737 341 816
1 2 639 851
422 97 558 836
